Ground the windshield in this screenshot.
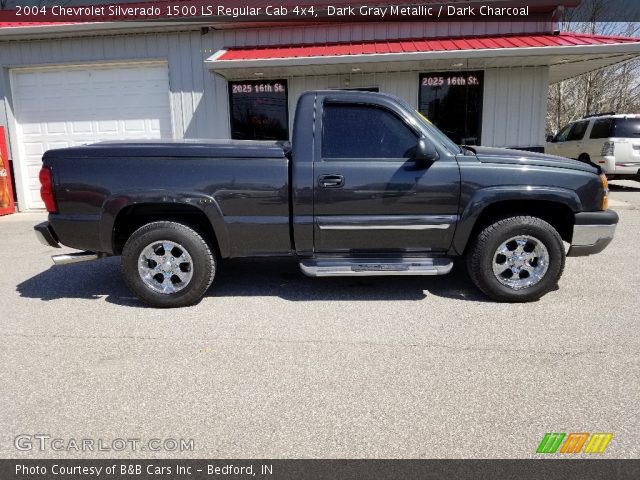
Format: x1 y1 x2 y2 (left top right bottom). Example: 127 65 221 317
385 95 461 153
613 118 640 137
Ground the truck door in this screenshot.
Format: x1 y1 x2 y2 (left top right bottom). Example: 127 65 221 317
313 100 460 254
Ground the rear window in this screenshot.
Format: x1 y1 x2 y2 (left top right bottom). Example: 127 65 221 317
612 118 640 137
589 118 612 139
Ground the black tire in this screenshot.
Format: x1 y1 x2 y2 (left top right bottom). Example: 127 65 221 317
466 216 565 302
578 153 590 163
121 221 216 308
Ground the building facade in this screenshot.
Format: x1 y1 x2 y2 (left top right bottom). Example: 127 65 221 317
1 4 639 210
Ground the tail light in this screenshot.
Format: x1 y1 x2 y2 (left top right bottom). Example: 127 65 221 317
39 166 57 213
601 141 615 156
600 173 609 210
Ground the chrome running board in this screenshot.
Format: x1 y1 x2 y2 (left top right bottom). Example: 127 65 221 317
52 251 105 265
299 257 453 277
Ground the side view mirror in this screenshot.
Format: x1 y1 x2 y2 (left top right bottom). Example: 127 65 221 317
546 135 555 143
415 137 439 162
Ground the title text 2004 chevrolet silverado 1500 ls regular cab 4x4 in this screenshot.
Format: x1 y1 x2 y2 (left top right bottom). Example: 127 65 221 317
34 91 618 308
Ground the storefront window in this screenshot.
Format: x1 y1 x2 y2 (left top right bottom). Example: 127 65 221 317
228 80 289 140
418 71 484 145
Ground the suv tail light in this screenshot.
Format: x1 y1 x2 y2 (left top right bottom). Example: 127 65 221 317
39 166 57 213
601 141 615 156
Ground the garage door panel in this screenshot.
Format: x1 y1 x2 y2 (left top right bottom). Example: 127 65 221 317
71 121 93 134
23 143 44 156
12 62 172 210
45 122 68 135
27 163 43 178
20 123 42 135
97 120 119 133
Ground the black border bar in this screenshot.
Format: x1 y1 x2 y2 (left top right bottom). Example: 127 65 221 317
2 459 640 480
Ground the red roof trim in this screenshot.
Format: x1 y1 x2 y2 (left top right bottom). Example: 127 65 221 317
0 21 80 28
216 33 640 61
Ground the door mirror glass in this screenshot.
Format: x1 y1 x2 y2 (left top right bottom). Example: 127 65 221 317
415 137 439 162
546 134 555 143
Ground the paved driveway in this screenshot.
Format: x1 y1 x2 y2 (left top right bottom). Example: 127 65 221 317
1 201 638 458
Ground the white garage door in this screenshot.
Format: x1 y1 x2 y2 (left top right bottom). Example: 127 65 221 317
11 62 172 210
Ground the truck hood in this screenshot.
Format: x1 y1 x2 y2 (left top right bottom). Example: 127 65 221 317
467 146 599 174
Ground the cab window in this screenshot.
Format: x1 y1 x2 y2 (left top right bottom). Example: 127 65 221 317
322 103 419 159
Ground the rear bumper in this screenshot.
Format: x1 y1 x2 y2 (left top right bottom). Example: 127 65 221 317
567 210 618 257
34 222 61 248
597 156 640 177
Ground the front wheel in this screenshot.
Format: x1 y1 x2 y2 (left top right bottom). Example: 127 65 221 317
122 221 216 308
466 216 565 302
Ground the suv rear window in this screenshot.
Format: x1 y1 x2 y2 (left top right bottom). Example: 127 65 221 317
612 118 640 137
590 118 612 139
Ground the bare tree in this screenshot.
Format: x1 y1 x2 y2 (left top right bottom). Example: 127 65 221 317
547 1 640 134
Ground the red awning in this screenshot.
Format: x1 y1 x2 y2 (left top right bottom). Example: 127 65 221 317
207 32 640 82
215 33 640 61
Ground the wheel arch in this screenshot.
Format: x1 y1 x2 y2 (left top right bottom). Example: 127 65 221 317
101 195 230 257
452 187 579 255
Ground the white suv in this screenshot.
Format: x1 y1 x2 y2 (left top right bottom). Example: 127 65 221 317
546 114 640 181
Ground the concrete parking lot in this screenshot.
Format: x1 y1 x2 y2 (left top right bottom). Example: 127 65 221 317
1 181 639 459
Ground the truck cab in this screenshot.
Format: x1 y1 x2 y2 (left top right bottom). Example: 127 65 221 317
291 91 460 259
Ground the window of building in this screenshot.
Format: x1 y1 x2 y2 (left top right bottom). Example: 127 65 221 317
228 80 289 140
322 103 418 159
419 71 484 145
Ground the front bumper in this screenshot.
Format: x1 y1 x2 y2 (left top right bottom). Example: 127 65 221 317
567 210 618 257
34 222 61 248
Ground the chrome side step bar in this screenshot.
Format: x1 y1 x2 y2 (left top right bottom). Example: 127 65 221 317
52 251 106 266
299 257 454 277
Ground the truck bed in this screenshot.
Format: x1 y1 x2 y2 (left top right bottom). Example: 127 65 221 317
44 139 291 159
42 140 292 257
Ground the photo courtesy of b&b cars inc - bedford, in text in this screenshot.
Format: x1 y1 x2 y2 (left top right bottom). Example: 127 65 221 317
0 0 640 479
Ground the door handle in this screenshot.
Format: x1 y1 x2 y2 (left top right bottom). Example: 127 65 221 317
318 174 344 188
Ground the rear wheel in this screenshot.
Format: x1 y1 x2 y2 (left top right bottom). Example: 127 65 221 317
466 216 565 302
122 221 216 308
578 153 591 163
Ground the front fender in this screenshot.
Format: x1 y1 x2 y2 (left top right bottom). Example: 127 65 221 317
451 186 581 255
99 191 230 256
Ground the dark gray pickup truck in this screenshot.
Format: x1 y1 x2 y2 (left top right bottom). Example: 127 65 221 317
34 90 618 307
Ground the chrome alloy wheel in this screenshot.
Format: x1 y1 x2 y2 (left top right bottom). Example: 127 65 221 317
138 241 194 294
492 235 549 290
